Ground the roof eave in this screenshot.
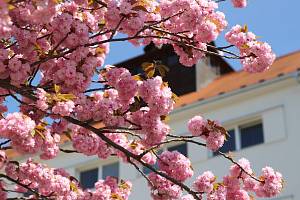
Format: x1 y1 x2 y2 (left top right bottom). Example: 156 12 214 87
172 70 300 115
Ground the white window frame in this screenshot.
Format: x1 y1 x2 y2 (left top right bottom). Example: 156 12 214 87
76 159 120 189
209 118 264 158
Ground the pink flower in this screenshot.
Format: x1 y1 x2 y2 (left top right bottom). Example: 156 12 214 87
193 171 215 193
158 151 193 181
71 126 100 156
188 115 225 151
255 167 283 197
187 115 207 136
52 101 75 116
227 189 250 200
225 25 276 73
148 172 182 199
231 0 247 8
208 185 226 200
36 88 49 111
230 158 253 179
206 130 225 151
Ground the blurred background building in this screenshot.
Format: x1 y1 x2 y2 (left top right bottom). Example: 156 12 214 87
9 45 300 200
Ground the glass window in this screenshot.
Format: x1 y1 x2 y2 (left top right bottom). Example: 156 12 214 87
240 122 264 148
80 168 98 189
23 191 33 197
102 162 119 179
168 143 188 157
213 129 236 156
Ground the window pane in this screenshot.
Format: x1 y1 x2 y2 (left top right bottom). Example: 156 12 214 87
23 191 33 197
143 150 162 174
102 162 119 179
213 129 236 156
168 143 188 157
240 123 264 148
80 168 98 189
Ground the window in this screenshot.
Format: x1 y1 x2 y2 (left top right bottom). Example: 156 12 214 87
23 191 33 197
240 123 264 148
213 129 236 156
102 162 119 179
80 168 98 189
212 120 264 157
168 143 188 157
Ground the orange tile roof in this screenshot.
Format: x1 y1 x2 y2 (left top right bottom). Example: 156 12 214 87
176 50 300 108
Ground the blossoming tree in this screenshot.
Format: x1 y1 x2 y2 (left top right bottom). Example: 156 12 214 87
0 0 283 199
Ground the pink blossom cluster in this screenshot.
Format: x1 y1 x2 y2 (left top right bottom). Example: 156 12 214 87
104 66 138 104
193 171 215 193
231 0 247 8
75 89 126 127
3 158 132 200
0 88 8 114
36 88 75 117
0 112 60 159
244 166 284 198
189 158 283 200
71 125 156 165
5 159 77 199
148 172 182 200
157 0 227 66
105 0 160 37
1 3 109 93
133 76 173 146
0 49 31 86
36 88 49 111
72 69 173 146
71 125 113 159
158 151 193 181
12 27 50 62
131 108 170 147
225 25 276 72
40 46 106 94
8 0 56 26
19 96 46 123
78 176 132 200
52 100 75 116
0 0 11 39
138 76 174 116
188 115 225 151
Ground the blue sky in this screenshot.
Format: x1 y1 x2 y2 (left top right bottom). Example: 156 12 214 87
105 0 300 70
5 0 300 112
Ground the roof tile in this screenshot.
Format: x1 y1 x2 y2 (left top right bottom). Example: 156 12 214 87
176 50 300 108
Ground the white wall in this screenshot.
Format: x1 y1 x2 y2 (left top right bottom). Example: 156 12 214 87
12 76 300 199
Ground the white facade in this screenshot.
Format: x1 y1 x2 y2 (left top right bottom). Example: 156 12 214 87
14 68 300 200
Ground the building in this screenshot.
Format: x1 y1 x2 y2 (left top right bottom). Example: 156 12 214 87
8 46 300 200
